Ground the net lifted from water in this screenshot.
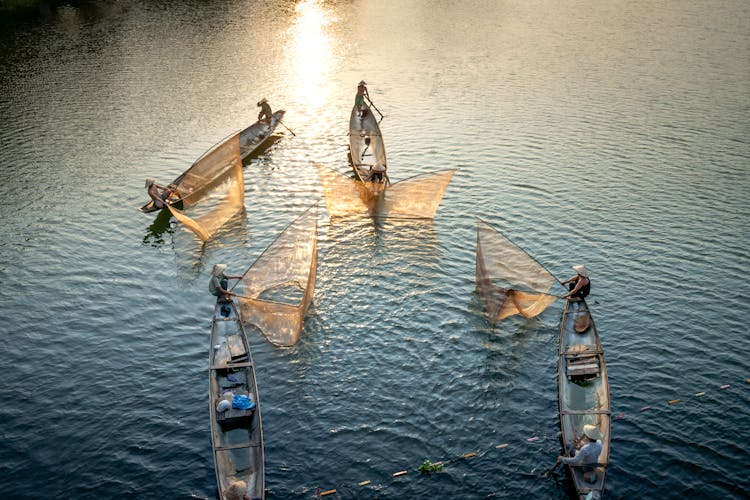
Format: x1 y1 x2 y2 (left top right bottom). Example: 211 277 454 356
232 205 318 347
174 133 244 207
475 218 559 322
168 157 245 242
315 165 454 219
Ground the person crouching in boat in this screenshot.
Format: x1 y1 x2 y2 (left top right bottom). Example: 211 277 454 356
369 163 387 183
223 480 251 500
355 80 369 117
209 264 242 305
556 424 603 483
145 178 175 209
562 264 590 301
257 97 272 123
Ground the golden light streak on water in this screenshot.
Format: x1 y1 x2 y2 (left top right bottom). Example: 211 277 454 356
285 0 337 115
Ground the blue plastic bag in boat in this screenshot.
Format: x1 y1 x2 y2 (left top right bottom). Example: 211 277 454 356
232 395 256 411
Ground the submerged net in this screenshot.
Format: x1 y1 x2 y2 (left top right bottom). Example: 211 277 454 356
174 133 243 207
475 219 558 322
316 166 454 219
233 206 318 346
167 159 245 242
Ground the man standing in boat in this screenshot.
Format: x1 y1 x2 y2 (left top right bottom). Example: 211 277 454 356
257 98 272 123
562 264 591 301
355 80 369 117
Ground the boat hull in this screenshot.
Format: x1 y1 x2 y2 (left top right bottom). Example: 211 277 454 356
348 103 387 185
209 298 265 500
140 110 285 213
557 299 610 499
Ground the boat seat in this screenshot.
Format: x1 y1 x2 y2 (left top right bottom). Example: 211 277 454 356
567 357 600 378
226 334 248 362
217 407 254 426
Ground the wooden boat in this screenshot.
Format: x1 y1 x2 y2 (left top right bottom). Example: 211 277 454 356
348 102 388 187
209 297 265 500
557 298 610 499
140 110 285 213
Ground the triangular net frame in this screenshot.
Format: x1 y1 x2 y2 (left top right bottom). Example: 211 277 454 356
174 133 243 207
316 165 454 219
475 218 558 322
232 205 318 347
167 157 244 242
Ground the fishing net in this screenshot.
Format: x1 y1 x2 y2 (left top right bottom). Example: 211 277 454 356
316 166 454 219
475 219 558 322
233 206 318 347
174 133 243 207
168 160 245 242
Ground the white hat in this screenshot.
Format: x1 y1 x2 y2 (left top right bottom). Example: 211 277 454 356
359 80 367 85
572 264 590 277
583 424 601 440
145 178 155 188
211 264 227 277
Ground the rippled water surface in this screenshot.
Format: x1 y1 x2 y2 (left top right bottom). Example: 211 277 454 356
1 1 749 498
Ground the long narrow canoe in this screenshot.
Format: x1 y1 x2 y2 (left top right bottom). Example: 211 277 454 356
209 298 265 500
140 110 285 213
348 102 387 187
557 299 610 499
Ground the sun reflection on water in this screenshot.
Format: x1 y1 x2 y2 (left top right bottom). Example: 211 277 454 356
286 0 336 114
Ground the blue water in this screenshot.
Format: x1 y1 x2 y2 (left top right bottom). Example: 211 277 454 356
0 1 748 498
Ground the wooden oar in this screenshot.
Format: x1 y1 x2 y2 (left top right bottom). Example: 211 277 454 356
278 119 297 137
366 96 384 121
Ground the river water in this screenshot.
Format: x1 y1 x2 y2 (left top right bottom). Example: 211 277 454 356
1 1 748 498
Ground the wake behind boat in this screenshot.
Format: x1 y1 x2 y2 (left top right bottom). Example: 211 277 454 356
348 101 387 187
558 299 610 499
209 297 265 500
140 110 285 213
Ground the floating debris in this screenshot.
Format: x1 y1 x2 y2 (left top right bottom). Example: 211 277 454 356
694 392 705 397
357 480 371 487
495 443 509 449
320 489 336 497
392 471 407 477
527 436 540 442
463 452 477 458
668 399 681 405
640 406 652 412
720 384 731 390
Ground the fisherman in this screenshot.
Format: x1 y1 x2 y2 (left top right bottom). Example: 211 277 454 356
369 163 387 183
562 264 591 301
257 98 272 123
355 80 370 116
145 178 175 209
223 480 251 500
208 264 243 307
556 424 603 483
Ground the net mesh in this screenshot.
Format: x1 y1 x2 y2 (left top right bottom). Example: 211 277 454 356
167 159 244 242
233 206 318 346
475 219 558 322
174 133 243 207
316 166 454 219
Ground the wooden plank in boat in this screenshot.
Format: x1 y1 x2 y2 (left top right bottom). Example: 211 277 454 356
227 334 247 361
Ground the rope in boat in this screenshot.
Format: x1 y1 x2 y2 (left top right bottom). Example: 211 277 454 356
308 378 749 497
